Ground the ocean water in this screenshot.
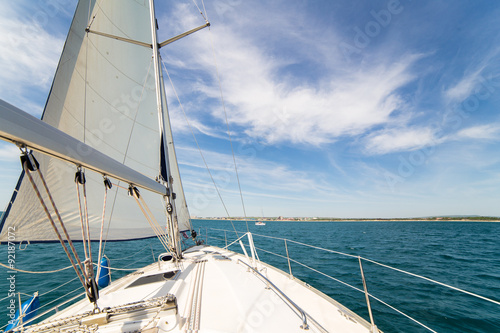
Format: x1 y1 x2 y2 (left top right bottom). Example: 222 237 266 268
1 220 499 332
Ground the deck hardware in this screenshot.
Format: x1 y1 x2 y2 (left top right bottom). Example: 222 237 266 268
238 259 309 330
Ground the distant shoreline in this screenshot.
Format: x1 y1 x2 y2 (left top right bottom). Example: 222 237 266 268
192 217 500 222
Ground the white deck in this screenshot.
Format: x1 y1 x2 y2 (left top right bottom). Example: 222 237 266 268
21 245 378 332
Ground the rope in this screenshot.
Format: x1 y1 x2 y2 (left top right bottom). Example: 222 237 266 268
0 261 74 274
132 193 171 252
82 177 93 268
75 180 89 260
75 169 93 269
97 178 109 278
23 161 90 299
0 292 30 303
138 195 173 249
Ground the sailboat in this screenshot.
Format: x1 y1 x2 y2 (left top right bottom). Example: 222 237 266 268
0 0 384 332
3 1 498 332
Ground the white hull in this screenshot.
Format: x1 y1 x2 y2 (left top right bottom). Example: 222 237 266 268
21 244 376 332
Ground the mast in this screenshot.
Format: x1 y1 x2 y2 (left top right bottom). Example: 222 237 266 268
148 0 182 257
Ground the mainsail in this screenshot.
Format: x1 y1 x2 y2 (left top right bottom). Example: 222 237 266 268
0 0 191 243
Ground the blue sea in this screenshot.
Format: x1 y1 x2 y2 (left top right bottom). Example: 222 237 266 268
1 220 499 332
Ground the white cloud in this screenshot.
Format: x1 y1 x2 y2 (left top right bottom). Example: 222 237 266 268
364 127 437 155
0 144 20 162
455 124 500 140
444 67 486 103
0 1 67 114
442 45 500 105
176 144 343 198
212 38 419 146
161 3 422 147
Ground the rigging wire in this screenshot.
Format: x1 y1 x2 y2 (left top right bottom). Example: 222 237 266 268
218 227 500 307
361 257 500 306
160 58 240 239
285 255 439 333
200 0 209 22
206 24 250 232
189 0 208 22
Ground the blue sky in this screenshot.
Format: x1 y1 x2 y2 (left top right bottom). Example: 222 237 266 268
1 0 500 218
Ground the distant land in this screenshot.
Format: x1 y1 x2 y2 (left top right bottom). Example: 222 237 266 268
194 215 500 222
1 211 498 223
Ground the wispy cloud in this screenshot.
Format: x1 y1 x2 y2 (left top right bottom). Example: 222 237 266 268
161 3 423 147
0 1 68 114
444 67 487 103
364 126 438 155
455 124 500 141
0 144 20 162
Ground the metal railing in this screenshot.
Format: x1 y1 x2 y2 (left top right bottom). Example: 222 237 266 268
237 259 309 330
199 227 500 333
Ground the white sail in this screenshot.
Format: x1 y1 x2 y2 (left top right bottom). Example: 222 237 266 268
0 0 191 243
160 77 191 233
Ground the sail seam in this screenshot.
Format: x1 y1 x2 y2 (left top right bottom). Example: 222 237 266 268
93 0 137 40
121 57 154 165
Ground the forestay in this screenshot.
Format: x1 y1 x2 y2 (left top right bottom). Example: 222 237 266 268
0 0 191 242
